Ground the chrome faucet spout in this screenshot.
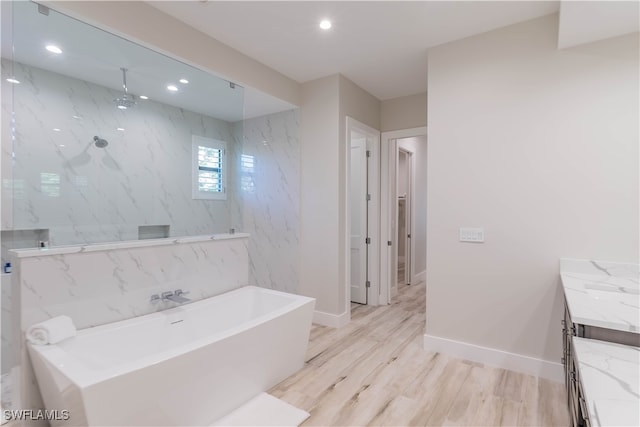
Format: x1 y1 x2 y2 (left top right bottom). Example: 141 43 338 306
161 289 191 304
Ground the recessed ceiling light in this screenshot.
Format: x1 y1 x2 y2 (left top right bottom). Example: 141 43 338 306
139 95 149 100
116 127 125 131
179 78 189 84
117 105 127 110
52 128 61 132
46 45 62 54
319 20 332 30
6 78 20 84
167 85 178 92
72 115 82 120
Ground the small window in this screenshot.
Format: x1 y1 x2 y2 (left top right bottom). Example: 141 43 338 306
240 154 255 194
192 136 227 200
40 172 61 198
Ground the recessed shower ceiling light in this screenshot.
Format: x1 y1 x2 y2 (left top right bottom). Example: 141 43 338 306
116 127 125 131
46 45 62 54
167 85 178 92
139 95 149 100
52 128 61 132
179 79 189 84
6 78 20 84
319 20 332 30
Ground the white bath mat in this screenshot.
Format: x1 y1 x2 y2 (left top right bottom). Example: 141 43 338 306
210 392 310 427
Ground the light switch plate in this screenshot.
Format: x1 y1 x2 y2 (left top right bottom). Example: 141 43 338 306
459 227 484 243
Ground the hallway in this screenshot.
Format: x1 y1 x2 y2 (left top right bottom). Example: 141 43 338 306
270 281 569 426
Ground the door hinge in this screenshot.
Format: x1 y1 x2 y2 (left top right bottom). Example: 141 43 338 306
365 237 371 244
387 241 392 246
366 281 371 288
366 194 371 201
366 150 371 158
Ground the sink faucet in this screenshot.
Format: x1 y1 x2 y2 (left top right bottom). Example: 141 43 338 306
161 289 191 304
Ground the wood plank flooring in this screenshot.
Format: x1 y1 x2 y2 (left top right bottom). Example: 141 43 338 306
269 282 569 426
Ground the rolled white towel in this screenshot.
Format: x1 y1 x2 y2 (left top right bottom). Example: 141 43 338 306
26 315 76 345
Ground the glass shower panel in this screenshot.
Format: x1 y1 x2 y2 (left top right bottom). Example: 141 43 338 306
7 1 244 247
0 0 16 408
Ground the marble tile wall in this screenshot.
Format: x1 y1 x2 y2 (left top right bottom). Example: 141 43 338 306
1 274 11 375
232 110 300 293
0 59 303 381
1 59 239 247
15 235 249 329
13 235 249 413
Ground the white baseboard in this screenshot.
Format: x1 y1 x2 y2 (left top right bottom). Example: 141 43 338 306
423 334 563 382
412 270 426 284
313 310 350 328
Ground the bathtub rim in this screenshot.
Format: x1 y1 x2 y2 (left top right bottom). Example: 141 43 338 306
27 285 315 389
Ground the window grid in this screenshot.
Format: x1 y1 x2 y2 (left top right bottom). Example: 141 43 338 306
192 136 227 200
198 146 223 193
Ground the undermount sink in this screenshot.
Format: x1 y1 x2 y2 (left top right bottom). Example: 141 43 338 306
584 282 640 296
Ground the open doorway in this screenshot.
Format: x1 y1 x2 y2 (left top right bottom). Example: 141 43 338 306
380 127 427 305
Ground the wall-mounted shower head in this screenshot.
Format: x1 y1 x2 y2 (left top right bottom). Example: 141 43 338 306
93 136 109 148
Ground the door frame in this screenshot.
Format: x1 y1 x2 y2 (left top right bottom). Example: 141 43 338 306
380 127 426 305
397 148 413 288
345 117 380 308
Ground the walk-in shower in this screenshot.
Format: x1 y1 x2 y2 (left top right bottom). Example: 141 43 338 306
2 0 247 413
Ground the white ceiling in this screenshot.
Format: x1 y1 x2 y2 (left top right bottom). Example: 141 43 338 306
5 1 287 122
6 1 636 121
149 1 561 101
558 1 640 49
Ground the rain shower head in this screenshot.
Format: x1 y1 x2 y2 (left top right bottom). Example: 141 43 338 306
93 136 108 148
115 96 135 110
114 68 136 110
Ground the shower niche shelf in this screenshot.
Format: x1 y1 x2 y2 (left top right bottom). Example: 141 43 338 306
138 225 170 240
1 229 50 265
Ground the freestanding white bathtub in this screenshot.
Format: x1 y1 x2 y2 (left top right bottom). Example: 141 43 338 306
27 286 315 426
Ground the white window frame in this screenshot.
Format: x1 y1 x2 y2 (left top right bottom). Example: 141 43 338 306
192 135 227 200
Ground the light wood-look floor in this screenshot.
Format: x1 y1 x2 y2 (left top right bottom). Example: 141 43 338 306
270 281 569 426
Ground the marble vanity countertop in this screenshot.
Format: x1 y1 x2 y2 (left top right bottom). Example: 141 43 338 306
9 232 250 258
572 337 640 427
560 259 639 333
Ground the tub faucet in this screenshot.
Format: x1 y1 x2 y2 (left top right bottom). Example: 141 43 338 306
161 289 191 304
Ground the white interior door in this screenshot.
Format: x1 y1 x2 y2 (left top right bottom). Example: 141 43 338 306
350 133 368 304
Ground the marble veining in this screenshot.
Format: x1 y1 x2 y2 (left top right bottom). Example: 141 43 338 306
10 232 249 259
16 236 249 330
2 60 236 246
560 258 639 278
3 57 302 296
13 234 250 417
232 110 300 294
1 274 12 375
572 337 639 426
560 258 640 333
